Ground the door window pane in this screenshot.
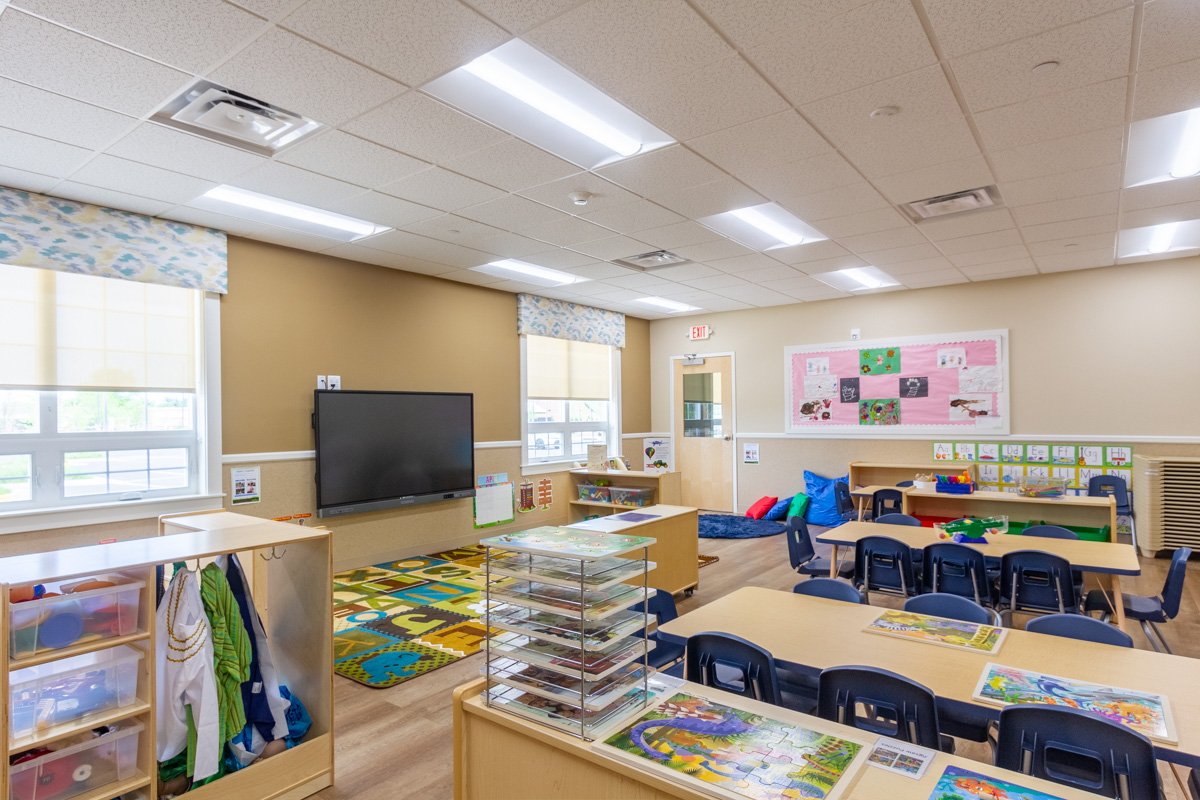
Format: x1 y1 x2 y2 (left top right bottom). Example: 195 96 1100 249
682 373 722 438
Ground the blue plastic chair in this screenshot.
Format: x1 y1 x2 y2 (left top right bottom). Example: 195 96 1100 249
875 513 922 526
905 593 999 626
871 488 904 520
1088 474 1132 516
1084 546 1191 653
996 550 1080 624
921 542 995 607
794 578 864 604
1023 525 1085 593
853 536 918 601
833 481 855 520
684 632 781 705
786 516 853 580
1189 767 1200 800
628 590 685 669
1025 613 1134 647
996 705 1159 799
817 666 953 752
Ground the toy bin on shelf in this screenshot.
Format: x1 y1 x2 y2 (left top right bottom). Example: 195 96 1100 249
9 645 144 739
9 720 143 800
1017 476 1069 498
9 576 144 660
934 482 975 494
577 484 613 503
610 487 654 507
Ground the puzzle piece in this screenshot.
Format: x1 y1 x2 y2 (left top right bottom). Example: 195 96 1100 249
336 641 456 687
361 605 469 639
333 628 400 661
413 620 496 657
333 566 400 585
388 581 476 605
380 556 450 573
403 563 478 583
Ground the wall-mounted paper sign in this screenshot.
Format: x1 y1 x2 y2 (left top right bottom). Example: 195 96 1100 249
743 442 759 465
900 376 928 398
231 466 261 505
839 377 860 403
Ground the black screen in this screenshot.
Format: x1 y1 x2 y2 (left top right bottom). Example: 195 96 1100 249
314 391 474 511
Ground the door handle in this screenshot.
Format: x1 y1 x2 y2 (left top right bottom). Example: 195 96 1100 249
722 435 732 440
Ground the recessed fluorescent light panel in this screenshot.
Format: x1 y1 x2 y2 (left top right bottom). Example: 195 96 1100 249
470 259 589 287
697 203 827 251
424 40 674 169
1118 220 1200 259
192 186 390 242
813 266 900 292
1126 107 1200 187
633 297 699 313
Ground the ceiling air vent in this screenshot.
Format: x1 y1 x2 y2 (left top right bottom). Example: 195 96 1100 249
901 186 1002 222
151 79 324 156
613 250 691 271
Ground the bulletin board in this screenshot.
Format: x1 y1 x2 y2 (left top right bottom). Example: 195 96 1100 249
783 329 1009 436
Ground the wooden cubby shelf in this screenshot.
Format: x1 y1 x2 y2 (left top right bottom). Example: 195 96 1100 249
8 700 152 754
8 630 151 670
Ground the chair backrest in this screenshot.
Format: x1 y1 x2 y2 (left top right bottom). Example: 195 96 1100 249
854 536 917 597
904 593 996 626
895 480 914 487
817 666 945 750
998 550 1079 614
1023 524 1079 540
628 589 679 635
685 632 781 705
996 705 1159 800
871 488 904 519
875 513 922 527
921 541 992 606
1025 613 1133 647
833 481 854 516
1088 474 1131 512
794 577 864 604
1161 546 1192 619
784 515 817 572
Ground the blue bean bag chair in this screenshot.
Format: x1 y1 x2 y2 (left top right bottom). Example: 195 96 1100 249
803 470 849 528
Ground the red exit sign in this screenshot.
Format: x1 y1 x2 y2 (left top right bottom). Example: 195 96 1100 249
689 325 711 340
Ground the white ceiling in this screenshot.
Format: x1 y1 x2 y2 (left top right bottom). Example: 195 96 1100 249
0 0 1198 319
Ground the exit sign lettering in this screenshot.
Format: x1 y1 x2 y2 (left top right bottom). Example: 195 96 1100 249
689 325 711 340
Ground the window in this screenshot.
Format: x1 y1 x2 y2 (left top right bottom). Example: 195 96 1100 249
522 335 619 466
0 264 210 513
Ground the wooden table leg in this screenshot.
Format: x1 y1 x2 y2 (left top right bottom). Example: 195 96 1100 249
856 498 867 522
1109 574 1127 630
829 545 840 578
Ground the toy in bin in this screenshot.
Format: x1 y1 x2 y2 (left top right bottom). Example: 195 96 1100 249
9 723 130 800
578 480 612 502
9 576 142 658
934 471 976 494
935 516 1008 544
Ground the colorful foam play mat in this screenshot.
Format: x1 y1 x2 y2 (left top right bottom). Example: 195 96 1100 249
333 544 505 689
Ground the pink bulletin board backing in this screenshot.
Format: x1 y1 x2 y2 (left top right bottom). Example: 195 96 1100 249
784 330 1009 436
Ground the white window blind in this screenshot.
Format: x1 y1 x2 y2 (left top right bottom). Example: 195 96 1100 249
0 264 196 392
526 335 610 401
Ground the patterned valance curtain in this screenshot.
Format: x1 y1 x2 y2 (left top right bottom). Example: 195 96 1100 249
0 185 228 294
516 293 625 348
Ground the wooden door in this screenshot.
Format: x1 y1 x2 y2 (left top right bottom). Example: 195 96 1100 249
674 356 733 511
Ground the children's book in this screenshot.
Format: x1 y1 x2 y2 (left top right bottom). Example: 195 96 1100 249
864 610 1006 654
596 692 869 800
973 662 1177 743
927 765 1066 800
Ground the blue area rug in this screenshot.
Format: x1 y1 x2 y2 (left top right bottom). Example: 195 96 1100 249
698 514 787 539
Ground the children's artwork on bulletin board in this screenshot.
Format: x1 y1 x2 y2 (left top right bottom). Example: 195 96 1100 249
1025 444 1050 463
954 442 976 462
784 330 1009 435
1000 444 1024 463
933 442 953 461
977 443 1000 462
1051 445 1076 465
1079 446 1103 466
1106 446 1132 467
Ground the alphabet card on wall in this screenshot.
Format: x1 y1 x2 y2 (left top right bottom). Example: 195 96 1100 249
977 443 1000 462
933 442 953 461
954 442 976 461
1079 446 1103 466
1001 444 1024 463
1106 446 1132 467
978 464 1001 485
1025 444 1050 463
1051 445 1077 465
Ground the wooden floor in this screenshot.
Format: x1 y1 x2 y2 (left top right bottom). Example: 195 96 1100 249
315 532 1199 800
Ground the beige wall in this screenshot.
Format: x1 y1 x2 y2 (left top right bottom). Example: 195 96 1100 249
648 256 1200 509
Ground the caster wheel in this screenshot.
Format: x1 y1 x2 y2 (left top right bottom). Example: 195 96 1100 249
684 588 695 597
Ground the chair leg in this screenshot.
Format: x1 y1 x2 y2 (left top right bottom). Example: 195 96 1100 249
1147 622 1174 655
1140 620 1166 654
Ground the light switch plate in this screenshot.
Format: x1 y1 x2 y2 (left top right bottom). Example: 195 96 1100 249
317 375 327 389
850 329 861 341
328 375 341 390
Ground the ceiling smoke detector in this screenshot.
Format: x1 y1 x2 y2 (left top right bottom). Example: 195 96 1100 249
152 79 325 156
613 250 690 271
902 186 1002 222
569 191 593 206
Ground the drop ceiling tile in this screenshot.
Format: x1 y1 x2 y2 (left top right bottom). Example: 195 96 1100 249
461 0 587 33
54 181 173 216
691 0 866 50
1138 0 1200 71
1034 248 1115 272
0 164 57 192
1122 176 1200 212
687 111 832 179
0 77 133 149
952 8 1133 112
622 55 788 141
0 126 92 177
644 262 721 282
989 127 1124 183
958 258 1037 278
801 65 962 144
524 213 614 246
210 28 403 127
816 207 911 238
379 167 506 211
1000 163 1121 207
872 157 995 205
0 10 189 116
881 256 955 274
672 239 756 263
594 146 724 197
935 228 1024 255
759 273 824 292
442 138 580 193
652 178 766 219
458 193 569 231
70 154 215 203
779 181 890 221
732 265 808 283
747 152 862 201
916 208 1016 240
1012 191 1119 226
564 261 639 279
601 273 676 291
651 281 705 297
283 0 507 86
835 226 927 254
947 244 1032 267
107 123 266 183
525 0 731 99
968 268 1039 282
839 117 981 178
921 0 1129 59
1020 214 1116 243
343 93 507 164
862 242 941 265
747 0 935 105
779 285 849 301
358 229 494 268
579 199 685 234
342 246 461 276
522 248 603 270
1132 56 1200 121
234 225 344 253
974 78 1128 152
900 268 968 287
438 268 506 286
229 162 363 207
326 192 442 229
683 274 751 290
793 254 869 273
772 239 854 264
587 287 648 303
473 230 550 257
634 221 723 250
696 296 757 310
398 213 501 246
517 172 639 213
705 253 785 274
1027 232 1115 257
278 131 427 189
552 279 619 295
714 284 798 306
567 235 653 261
15 0 263 73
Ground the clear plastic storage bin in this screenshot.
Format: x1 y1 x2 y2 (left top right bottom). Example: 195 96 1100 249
9 720 143 800
610 487 654 507
10 645 144 739
1017 476 1069 498
10 575 144 660
578 484 612 503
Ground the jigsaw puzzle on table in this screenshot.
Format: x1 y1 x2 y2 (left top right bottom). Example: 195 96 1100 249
598 692 866 800
333 544 510 688
927 765 1067 800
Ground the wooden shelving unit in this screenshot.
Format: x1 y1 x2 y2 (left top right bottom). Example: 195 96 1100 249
848 461 976 488
567 469 681 523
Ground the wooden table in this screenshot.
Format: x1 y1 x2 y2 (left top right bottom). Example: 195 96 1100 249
566 504 700 596
659 587 1200 769
848 484 910 521
816 520 1140 627
453 676 1105 800
902 487 1118 539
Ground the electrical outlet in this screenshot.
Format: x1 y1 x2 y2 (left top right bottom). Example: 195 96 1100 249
317 376 327 390
850 328 861 341
328 375 341 390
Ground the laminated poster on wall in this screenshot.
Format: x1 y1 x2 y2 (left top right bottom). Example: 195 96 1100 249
1079 446 1104 466
643 438 671 473
978 464 1001 485
977 443 1000 462
1052 466 1078 488
588 444 608 472
1000 444 1025 463
933 442 953 461
742 443 759 465
474 473 515 528
1025 444 1050 463
1051 445 1077 465
953 442 976 462
1106 446 1132 467
231 466 261 505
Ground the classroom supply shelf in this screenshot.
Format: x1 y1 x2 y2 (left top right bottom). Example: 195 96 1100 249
849 461 977 489
566 470 680 523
